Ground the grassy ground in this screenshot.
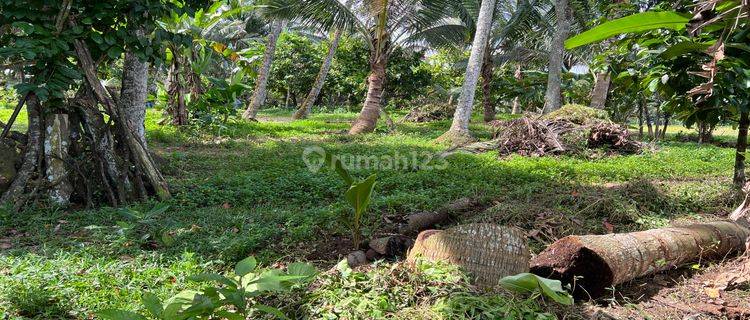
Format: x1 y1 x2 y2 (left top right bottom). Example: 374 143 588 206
0 108 744 319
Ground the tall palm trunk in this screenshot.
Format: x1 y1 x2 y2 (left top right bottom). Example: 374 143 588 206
243 20 283 120
118 50 148 145
543 0 570 114
735 111 749 187
589 72 611 109
293 29 343 120
511 64 522 114
481 44 495 122
349 52 388 134
439 0 497 143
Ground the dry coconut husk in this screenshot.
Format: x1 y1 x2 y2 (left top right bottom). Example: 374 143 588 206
408 224 530 287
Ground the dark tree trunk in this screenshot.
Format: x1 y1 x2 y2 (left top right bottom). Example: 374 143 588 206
119 50 148 145
637 102 644 138
735 111 749 187
660 113 670 139
644 102 654 138
0 94 42 210
167 53 188 126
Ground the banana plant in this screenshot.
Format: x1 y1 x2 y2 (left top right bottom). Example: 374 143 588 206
325 154 377 249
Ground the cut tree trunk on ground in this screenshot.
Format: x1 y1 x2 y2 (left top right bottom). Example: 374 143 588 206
408 224 529 287
530 221 750 298
398 197 483 235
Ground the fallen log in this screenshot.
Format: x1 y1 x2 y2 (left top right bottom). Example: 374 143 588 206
530 221 750 298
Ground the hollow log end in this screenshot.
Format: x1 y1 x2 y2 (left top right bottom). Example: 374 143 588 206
530 236 614 299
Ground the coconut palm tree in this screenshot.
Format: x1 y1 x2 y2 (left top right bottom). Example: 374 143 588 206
276 0 454 134
242 19 285 120
416 0 552 140
292 27 344 120
437 0 497 144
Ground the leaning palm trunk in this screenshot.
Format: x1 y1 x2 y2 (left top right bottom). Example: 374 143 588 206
349 54 388 134
243 20 284 120
589 72 611 109
119 50 149 145
542 0 570 114
439 0 497 144
293 29 343 120
481 44 495 122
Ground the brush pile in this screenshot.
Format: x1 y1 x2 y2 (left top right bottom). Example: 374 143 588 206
446 105 644 157
587 123 642 154
402 103 455 123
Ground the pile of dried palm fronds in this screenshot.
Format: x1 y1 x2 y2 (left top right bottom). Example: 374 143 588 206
444 117 644 158
588 123 643 154
402 103 455 123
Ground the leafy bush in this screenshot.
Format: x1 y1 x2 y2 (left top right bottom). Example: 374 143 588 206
300 259 555 319
98 257 316 320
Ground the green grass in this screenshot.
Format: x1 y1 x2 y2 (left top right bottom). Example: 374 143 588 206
0 108 743 319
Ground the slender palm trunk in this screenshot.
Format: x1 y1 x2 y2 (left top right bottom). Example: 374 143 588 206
349 54 387 134
637 102 644 138
481 44 495 122
440 0 497 143
511 64 523 114
243 20 283 120
589 72 610 109
543 0 570 113
735 111 749 187
293 29 343 120
119 51 148 145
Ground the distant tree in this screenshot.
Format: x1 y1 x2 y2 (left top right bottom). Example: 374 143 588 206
282 0 454 134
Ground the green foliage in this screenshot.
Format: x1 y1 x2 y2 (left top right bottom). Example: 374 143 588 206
565 11 690 49
500 273 574 306
98 257 316 320
115 203 175 249
0 0 204 103
0 110 742 318
542 104 609 125
325 154 377 248
191 73 250 128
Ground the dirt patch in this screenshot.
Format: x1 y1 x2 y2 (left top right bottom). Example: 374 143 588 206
589 255 750 319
